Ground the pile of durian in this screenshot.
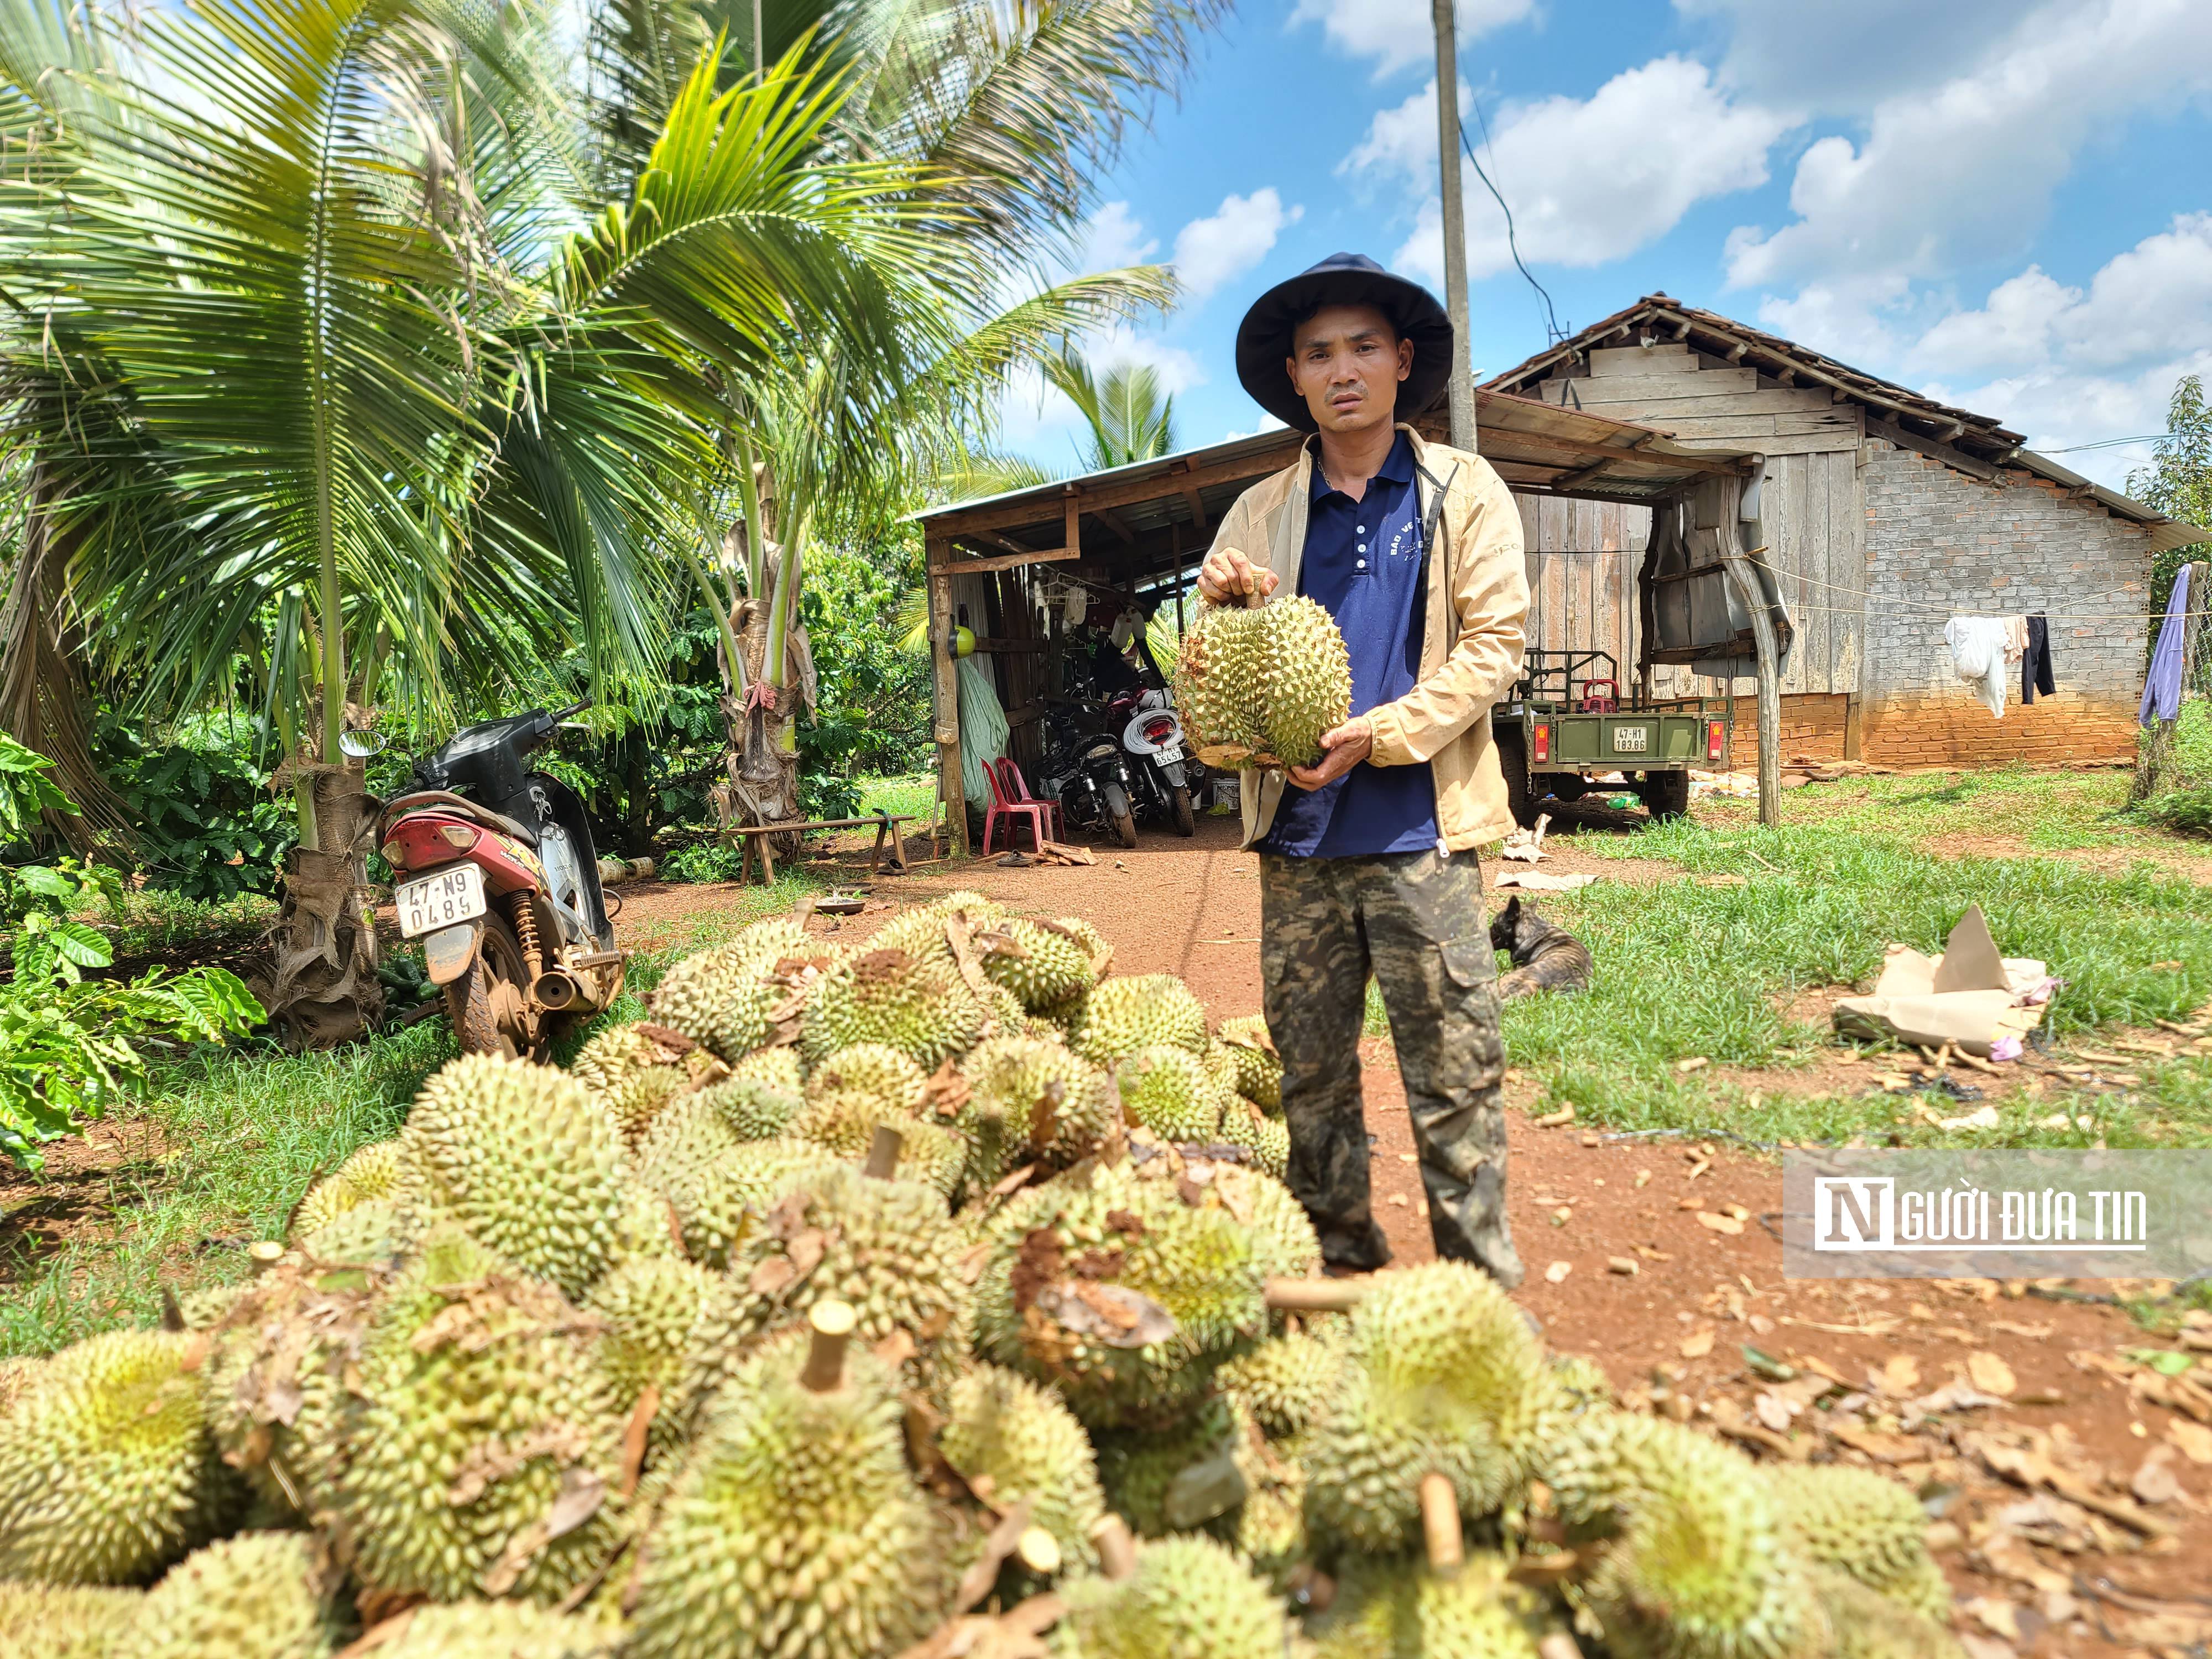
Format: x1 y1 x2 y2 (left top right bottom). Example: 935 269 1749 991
0 892 1963 1659
1175 595 1353 769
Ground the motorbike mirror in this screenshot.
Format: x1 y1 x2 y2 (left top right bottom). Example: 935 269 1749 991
551 696 592 722
338 729 385 759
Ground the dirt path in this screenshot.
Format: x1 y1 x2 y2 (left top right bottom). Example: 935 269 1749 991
623 818 2212 1650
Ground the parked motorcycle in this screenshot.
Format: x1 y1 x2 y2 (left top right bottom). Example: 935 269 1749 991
1039 707 1141 849
377 700 625 1058
1107 686 1197 837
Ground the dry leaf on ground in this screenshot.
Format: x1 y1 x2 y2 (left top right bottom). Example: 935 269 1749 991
1966 1351 2018 1397
1697 1211 1746 1236
1544 1261 1573 1285
1680 1327 1716 1359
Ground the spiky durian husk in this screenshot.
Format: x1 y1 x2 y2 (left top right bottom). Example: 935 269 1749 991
332 1227 627 1605
292 1139 407 1239
1113 1046 1227 1144
1810 1566 1964 1659
1094 1396 1243 1538
789 1093 964 1199
585 1256 720 1468
1215 1097 1289 1178
800 944 989 1070
727 1044 805 1095
634 1095 838 1268
1212 1165 1322 1286
1255 595 1352 768
1765 1463 1950 1622
0 1583 144 1659
977 917 1098 1010
972 1164 1267 1427
940 1364 1107 1571
1305 1261 1551 1552
1541 1408 1817 1659
957 1034 1116 1185
568 1021 691 1144
1217 1325 1345 1441
399 1053 629 1297
1073 975 1209 1066
363 1601 623 1659
295 1197 422 1266
0 1330 234 1586
713 1165 969 1394
604 1177 681 1268
1213 1016 1281 1112
132 1531 336 1659
1307 1553 1550 1659
693 1074 804 1141
1227 1404 1308 1584
601 1063 689 1146
1055 1533 1291 1659
804 1041 929 1112
624 1334 949 1659
648 918 813 1060
1174 602 1266 757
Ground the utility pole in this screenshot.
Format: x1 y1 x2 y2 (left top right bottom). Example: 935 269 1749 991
1431 0 1477 451
753 0 764 77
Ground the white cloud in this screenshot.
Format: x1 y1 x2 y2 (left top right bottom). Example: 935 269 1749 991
1347 60 1787 285
1676 0 2047 117
1077 200 1159 273
994 327 1208 461
1723 0 2212 290
1172 189 1304 306
1290 0 1535 79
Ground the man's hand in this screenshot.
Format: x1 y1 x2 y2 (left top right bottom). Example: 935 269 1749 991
1287 717 1373 790
1197 546 1278 606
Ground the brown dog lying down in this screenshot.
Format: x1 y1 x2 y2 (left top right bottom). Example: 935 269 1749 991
1489 895 1593 999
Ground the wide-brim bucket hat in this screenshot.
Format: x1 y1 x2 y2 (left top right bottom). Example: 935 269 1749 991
1234 252 1453 432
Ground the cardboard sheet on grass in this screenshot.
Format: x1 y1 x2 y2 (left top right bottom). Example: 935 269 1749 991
1832 906 2051 1057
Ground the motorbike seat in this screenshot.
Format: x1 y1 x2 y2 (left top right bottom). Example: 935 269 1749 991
380 790 540 848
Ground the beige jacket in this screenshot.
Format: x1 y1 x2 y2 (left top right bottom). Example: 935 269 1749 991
1202 426 1528 852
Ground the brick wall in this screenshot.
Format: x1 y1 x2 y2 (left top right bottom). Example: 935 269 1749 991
1724 693 1852 764
1859 440 2153 761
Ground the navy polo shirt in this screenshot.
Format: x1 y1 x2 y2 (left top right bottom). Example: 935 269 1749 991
1258 432 1438 858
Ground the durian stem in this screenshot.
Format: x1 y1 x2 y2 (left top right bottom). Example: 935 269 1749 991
801 1298 857 1392
1264 1276 1368 1313
1015 1525 1062 1577
864 1125 904 1180
1536 1635 1587 1659
1090 1515 1139 1582
1420 1472 1463 1576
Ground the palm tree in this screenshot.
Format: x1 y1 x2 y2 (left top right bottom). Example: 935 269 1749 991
1043 343 1180 471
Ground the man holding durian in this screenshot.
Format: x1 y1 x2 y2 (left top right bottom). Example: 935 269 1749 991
1192 253 1528 1286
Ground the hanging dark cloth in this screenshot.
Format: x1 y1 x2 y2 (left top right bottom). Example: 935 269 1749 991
2021 614 2054 704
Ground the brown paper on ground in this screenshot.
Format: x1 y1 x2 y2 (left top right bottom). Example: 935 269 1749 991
1932 906 2007 994
1834 906 2050 1056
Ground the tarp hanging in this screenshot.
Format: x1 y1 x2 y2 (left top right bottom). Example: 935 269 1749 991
957 656 1009 811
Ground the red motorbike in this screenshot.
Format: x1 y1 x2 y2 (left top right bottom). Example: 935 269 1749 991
377 700 625 1058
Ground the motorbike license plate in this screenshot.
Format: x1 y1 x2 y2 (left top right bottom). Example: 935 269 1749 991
1152 748 1183 768
1611 726 1650 754
396 863 487 938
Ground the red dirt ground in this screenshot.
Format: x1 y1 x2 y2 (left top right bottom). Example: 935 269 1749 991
618 813 2212 1655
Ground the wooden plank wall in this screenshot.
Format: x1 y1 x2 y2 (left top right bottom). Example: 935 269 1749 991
1525 340 1865 696
1514 494 1701 698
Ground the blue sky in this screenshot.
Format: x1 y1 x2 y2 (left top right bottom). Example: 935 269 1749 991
994 0 2212 492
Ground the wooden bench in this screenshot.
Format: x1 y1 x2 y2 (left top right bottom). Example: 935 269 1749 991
722 811 920 885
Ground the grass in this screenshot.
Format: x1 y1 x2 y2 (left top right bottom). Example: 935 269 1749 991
859 771 936 822
100 887 276 961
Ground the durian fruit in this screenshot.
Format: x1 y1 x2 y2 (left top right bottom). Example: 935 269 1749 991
1811 1565 1966 1659
1218 1165 1323 1285
0 1329 230 1585
801 943 989 1070
1055 1532 1293 1659
635 1095 838 1268
568 1021 691 1144
1113 1046 1228 1144
1073 974 1209 1066
1256 595 1353 768
1217 1324 1345 1441
400 1052 629 1298
1225 1402 1308 1584
1174 601 1267 758
1055 914 1110 967
131 1531 336 1659
1550 1352 1615 1407
971 1162 1267 1427
0 1583 144 1659
1213 1016 1282 1112
296 1196 420 1265
1541 1408 1817 1659
624 1314 950 1659
789 1093 964 1199
585 1256 721 1468
362 1601 623 1659
957 1034 1117 1184
1216 1096 1290 1178
692 1074 805 1141
648 917 816 1060
940 1364 1107 1572
1307 1553 1550 1659
1304 1261 1552 1552
805 1041 929 1112
1094 1396 1245 1538
332 1225 627 1604
605 1176 682 1267
976 917 1098 1010
292 1138 407 1239
1766 1463 1950 1623
728 1044 805 1095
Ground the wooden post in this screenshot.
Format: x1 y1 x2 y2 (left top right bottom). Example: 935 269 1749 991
926 538 967 858
1842 692 1862 763
1722 556 1783 828
1430 0 1476 451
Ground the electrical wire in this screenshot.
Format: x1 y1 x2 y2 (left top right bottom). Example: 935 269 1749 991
1456 101 1563 346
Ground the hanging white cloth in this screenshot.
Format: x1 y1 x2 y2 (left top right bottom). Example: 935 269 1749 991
1944 617 2015 719
956 655 1010 811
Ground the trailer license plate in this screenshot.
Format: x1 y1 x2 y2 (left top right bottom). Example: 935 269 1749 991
397 863 487 938
1613 727 1649 753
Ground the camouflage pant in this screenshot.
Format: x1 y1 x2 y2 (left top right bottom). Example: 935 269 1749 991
1259 846 1523 1288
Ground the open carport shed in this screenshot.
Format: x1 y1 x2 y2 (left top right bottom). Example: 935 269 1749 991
913 390 1760 854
